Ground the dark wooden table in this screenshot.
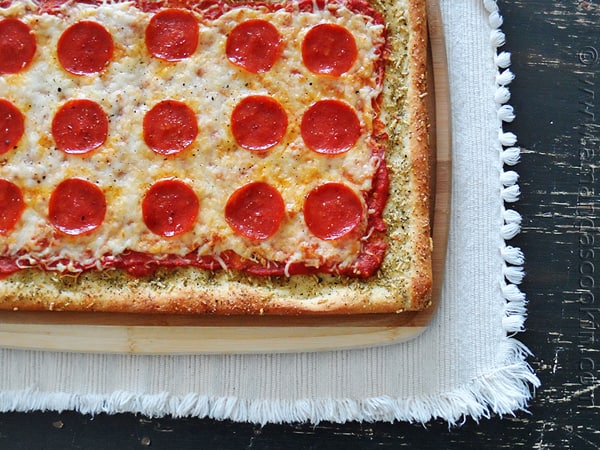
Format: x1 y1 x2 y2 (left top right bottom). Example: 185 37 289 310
1 0 598 448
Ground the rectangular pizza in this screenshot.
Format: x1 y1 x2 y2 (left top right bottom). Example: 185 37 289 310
0 0 432 314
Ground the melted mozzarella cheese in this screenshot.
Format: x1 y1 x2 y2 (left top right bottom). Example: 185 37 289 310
0 1 385 272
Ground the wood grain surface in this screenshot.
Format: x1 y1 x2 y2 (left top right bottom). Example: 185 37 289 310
0 1 451 355
2 0 598 447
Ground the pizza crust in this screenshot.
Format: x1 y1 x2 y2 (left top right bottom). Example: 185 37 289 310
0 0 432 315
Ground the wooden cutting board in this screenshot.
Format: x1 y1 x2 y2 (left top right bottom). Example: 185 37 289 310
0 1 451 354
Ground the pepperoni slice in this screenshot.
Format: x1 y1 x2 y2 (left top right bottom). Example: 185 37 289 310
0 99 24 155
143 100 198 156
0 179 24 235
57 21 113 75
304 183 363 240
142 179 199 237
302 24 357 76
225 182 284 240
226 20 282 73
0 19 36 74
52 99 108 154
301 100 361 154
231 96 287 151
49 178 106 236
145 9 199 61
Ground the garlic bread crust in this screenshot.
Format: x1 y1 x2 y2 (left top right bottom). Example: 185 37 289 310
0 0 431 315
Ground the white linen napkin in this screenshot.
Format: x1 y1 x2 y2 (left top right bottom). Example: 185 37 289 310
0 0 540 424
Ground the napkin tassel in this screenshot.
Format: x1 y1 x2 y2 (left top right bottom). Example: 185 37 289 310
488 0 540 419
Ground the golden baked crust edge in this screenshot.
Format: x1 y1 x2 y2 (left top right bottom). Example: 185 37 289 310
0 0 432 315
